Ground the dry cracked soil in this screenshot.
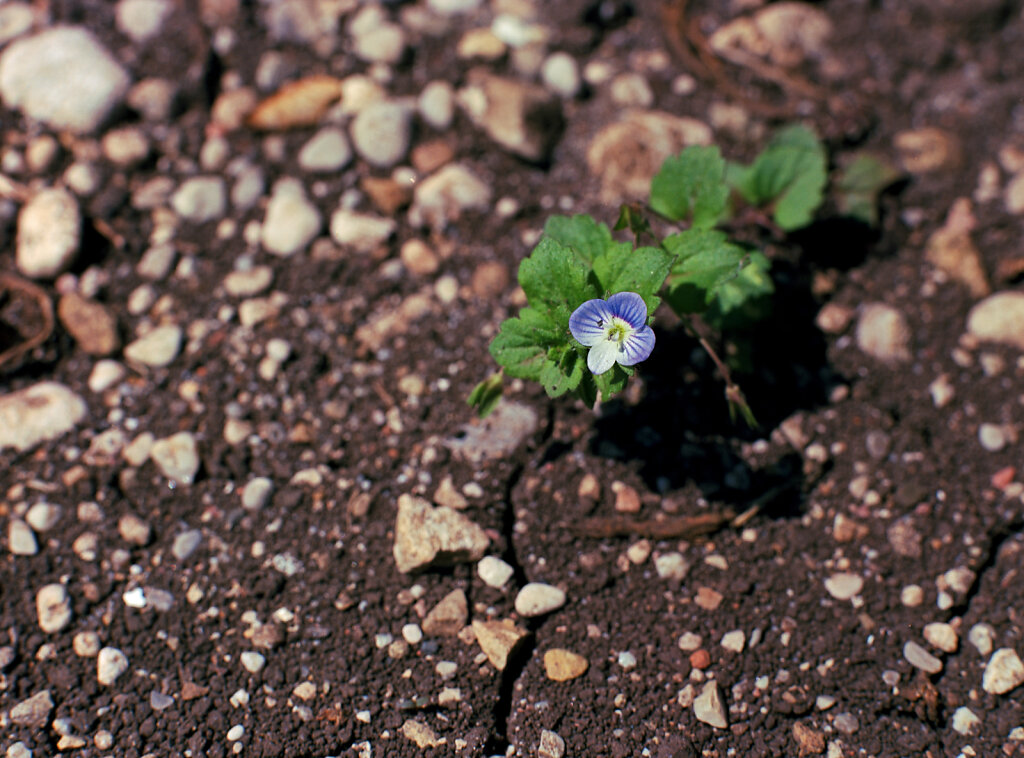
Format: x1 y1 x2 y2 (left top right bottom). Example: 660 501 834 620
2 0 1024 757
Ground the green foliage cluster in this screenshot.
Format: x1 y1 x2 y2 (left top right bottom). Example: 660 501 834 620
469 124 898 417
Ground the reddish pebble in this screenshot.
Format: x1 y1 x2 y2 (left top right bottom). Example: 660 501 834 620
689 649 711 669
992 466 1016 490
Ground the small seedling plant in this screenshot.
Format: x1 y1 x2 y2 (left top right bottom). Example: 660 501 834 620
469 124 896 421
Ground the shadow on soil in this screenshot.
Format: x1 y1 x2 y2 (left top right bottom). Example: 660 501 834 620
588 257 842 517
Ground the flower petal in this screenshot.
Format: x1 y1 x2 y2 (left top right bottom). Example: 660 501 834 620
587 339 619 375
607 291 648 329
569 298 614 347
617 325 655 366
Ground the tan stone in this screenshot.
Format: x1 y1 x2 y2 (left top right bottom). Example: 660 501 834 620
924 198 989 297
472 619 530 670
543 649 588 681
58 293 119 355
421 589 468 637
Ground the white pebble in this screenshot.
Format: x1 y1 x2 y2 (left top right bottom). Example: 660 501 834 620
97 647 129 685
824 572 863 601
16 187 80 279
240 651 266 673
402 623 423 645
982 648 1024 695
903 640 943 674
242 477 274 511
951 706 981 736
514 582 566 617
720 629 745 653
226 724 245 741
478 555 515 588
967 623 995 656
8 519 38 555
923 622 958 653
36 583 72 632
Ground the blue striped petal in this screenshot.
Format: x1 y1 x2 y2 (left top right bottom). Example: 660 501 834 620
607 291 648 329
617 325 655 366
569 298 615 347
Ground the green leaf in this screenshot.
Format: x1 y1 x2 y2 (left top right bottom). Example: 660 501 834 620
593 364 631 399
732 124 827 230
467 373 504 417
539 347 585 397
836 154 901 226
592 245 673 315
543 214 627 265
663 229 749 314
517 236 601 329
650 145 730 229
489 308 563 381
704 251 774 330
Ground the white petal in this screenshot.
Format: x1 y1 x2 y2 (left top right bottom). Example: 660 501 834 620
587 339 619 375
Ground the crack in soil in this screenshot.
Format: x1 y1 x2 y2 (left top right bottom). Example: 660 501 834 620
947 515 1024 620
485 410 557 752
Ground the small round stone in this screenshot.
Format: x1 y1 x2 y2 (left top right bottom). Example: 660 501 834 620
8 519 38 555
242 477 274 510
824 572 863 600
903 640 943 674
240 651 266 673
226 724 245 742
923 622 958 653
73 631 101 657
514 582 566 617
171 529 202 560
478 555 515 588
402 623 423 645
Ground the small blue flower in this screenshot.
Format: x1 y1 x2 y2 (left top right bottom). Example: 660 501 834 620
569 291 655 375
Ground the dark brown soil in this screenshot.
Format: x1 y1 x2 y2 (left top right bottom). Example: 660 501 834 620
2 1 1024 757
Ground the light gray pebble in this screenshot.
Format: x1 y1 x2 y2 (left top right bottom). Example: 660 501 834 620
408 163 492 231
16 187 81 279
231 164 265 210
983 648 1024 695
418 80 455 129
856 303 911 362
477 555 515 588
966 292 1024 350
693 681 728 729
97 647 129 685
25 502 61 532
0 4 34 47
0 27 130 133
978 423 1007 452
350 101 411 168
833 712 859 734
150 431 200 485
124 324 182 367
36 583 72 633
904 640 943 674
115 0 173 42
329 209 396 253
262 180 321 256
865 430 891 459
224 266 273 297
171 176 227 223
118 513 152 545
240 651 266 673
136 242 176 280
171 529 202 560
298 127 352 173
951 706 981 735
0 382 87 453
9 689 53 728
654 552 690 581
242 477 274 510
102 125 150 166
541 52 581 97
514 582 566 617
968 623 995 656
126 78 177 121
8 519 38 555
150 690 175 710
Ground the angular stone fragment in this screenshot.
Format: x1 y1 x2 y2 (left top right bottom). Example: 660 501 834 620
983 648 1024 695
461 72 563 162
445 401 538 463
693 680 728 728
471 619 530 670
421 589 468 637
400 719 445 748
924 198 990 297
124 324 182 368
10 690 53 727
392 494 489 573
